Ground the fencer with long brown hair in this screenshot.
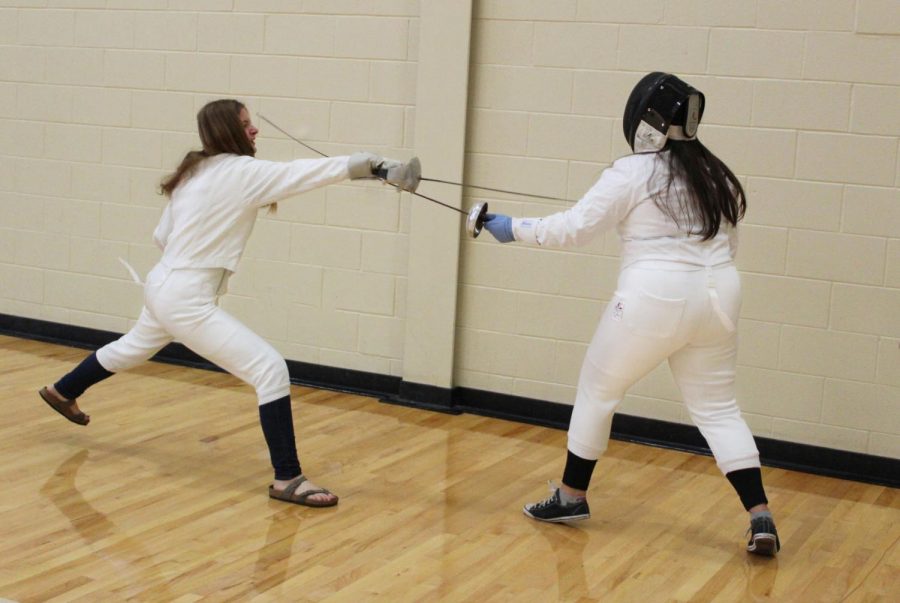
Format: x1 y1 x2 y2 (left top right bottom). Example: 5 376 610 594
39 99 420 507
482 73 780 556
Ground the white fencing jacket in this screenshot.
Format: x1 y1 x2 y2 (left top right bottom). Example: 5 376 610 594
512 152 737 268
153 154 351 272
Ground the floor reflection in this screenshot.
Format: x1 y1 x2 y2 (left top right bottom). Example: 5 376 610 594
537 522 591 601
40 450 115 543
40 450 174 600
251 505 305 597
744 553 779 601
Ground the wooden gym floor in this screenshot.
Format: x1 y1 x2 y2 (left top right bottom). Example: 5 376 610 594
0 334 897 602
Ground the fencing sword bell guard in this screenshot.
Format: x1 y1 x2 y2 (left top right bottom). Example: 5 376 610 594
374 156 421 193
466 202 488 238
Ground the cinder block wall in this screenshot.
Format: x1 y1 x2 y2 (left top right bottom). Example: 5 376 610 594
1 1 897 459
0 1 419 379
456 1 900 458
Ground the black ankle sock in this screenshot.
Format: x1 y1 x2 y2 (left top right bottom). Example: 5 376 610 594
258 396 302 481
54 352 114 400
562 449 597 492
726 467 768 511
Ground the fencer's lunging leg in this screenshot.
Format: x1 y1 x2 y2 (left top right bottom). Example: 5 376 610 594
175 309 291 405
145 269 291 405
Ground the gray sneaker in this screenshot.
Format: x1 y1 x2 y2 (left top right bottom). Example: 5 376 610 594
523 487 590 523
747 515 781 556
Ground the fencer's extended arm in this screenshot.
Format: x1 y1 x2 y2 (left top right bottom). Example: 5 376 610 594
348 152 421 193
253 113 421 194
512 157 638 247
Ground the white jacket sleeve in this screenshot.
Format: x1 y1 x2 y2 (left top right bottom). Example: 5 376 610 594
512 158 639 247
234 156 352 208
152 202 173 250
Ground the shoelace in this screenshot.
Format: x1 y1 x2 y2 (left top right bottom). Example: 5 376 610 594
528 482 562 510
530 492 559 510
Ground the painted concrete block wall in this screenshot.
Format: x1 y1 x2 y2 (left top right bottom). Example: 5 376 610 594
457 0 900 458
0 1 419 378
1 1 898 460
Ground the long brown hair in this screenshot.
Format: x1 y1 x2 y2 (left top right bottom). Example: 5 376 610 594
651 139 746 241
160 99 255 197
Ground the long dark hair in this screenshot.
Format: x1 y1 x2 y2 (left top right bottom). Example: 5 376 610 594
651 139 746 240
160 99 255 197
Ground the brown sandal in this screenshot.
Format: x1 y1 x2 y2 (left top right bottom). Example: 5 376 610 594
268 475 338 508
39 387 90 426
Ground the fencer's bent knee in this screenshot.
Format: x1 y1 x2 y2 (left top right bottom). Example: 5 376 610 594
567 396 619 461
566 435 606 461
93 347 118 373
254 354 291 405
686 398 760 475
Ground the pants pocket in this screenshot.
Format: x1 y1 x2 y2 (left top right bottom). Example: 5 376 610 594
143 264 172 305
624 290 686 339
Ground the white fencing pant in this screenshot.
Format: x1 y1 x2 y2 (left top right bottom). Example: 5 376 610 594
567 262 760 475
95 264 290 405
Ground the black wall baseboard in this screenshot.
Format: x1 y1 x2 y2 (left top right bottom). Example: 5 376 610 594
4 313 897 489
382 381 461 414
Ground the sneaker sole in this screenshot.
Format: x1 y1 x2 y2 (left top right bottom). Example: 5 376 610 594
522 507 590 523
748 533 778 556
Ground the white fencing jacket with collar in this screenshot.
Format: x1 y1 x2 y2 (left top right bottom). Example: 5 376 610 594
153 153 351 272
512 152 737 269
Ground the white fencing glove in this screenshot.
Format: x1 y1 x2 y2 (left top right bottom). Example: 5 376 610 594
348 153 421 193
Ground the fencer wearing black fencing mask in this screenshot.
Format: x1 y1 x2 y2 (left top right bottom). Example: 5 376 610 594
623 72 705 153
482 71 780 557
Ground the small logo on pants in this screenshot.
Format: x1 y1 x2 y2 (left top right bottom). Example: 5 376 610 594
613 300 624 321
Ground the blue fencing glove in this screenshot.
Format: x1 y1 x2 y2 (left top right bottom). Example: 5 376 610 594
483 213 515 243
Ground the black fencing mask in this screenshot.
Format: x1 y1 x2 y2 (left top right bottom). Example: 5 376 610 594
623 72 705 153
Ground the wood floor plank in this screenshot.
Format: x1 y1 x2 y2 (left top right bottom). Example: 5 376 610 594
0 335 897 602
